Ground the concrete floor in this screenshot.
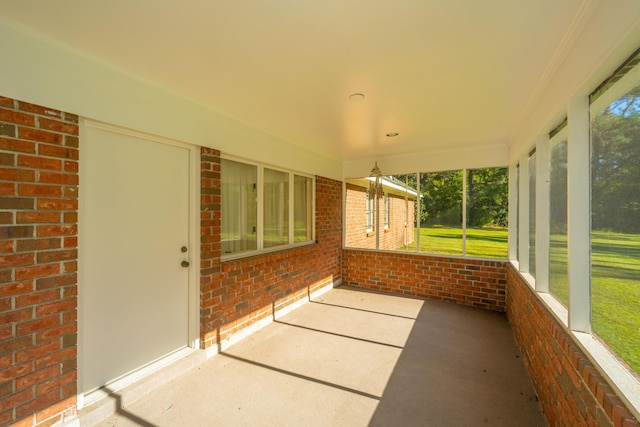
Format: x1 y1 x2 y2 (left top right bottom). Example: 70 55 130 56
87 286 547 427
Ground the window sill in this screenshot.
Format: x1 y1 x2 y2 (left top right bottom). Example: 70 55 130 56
573 332 640 418
220 240 316 262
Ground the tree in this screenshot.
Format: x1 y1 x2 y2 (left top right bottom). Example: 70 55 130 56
394 168 508 228
467 167 509 227
591 85 640 233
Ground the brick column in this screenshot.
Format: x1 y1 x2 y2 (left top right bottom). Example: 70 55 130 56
0 97 79 426
199 148 222 349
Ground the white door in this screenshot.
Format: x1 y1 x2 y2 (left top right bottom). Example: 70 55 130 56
81 123 191 393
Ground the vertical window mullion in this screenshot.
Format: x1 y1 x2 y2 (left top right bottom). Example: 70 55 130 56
257 165 264 251
311 176 316 242
535 135 551 292
289 172 294 245
567 96 591 333
416 173 421 253
508 164 519 261
518 152 530 274
462 169 467 257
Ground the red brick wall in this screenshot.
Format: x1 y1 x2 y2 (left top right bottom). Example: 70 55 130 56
506 264 639 427
200 149 342 349
342 249 507 312
344 183 368 247
200 148 222 347
0 97 78 426
345 183 415 251
383 194 415 249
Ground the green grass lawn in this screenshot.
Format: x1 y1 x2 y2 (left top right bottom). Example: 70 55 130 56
400 225 508 258
401 227 639 376
533 231 640 376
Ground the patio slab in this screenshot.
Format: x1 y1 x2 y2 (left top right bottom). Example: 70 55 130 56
85 286 546 426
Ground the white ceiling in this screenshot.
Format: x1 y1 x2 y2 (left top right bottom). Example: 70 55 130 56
0 0 588 162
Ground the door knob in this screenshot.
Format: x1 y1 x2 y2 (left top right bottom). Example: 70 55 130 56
181 260 190 268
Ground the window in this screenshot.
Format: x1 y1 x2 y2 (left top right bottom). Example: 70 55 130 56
221 157 314 258
515 163 519 262
294 175 313 242
466 168 509 258
420 170 464 256
590 65 640 376
514 47 640 415
549 122 568 306
384 194 390 228
344 175 417 250
263 167 289 248
388 174 418 252
345 169 507 257
221 158 257 255
365 190 374 231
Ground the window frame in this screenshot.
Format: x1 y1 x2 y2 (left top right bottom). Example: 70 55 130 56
344 169 508 258
384 193 390 230
509 47 640 413
365 189 374 232
221 155 315 261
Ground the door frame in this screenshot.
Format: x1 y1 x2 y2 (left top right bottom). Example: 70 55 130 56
77 120 200 408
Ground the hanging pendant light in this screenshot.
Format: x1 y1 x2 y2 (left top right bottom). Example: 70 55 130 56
369 161 383 199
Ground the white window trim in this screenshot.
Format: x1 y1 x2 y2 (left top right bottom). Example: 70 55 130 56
512 93 640 417
365 189 374 233
221 155 316 261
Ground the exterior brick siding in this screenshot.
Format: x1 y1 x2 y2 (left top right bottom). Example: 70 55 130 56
0 97 79 426
342 249 507 312
345 182 415 251
507 264 639 426
200 148 342 349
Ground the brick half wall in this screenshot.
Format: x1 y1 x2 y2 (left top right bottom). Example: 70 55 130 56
506 264 639 426
342 249 507 312
200 148 342 349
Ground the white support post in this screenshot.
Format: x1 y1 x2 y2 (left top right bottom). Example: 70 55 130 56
518 152 530 274
508 164 519 261
375 179 380 250
462 169 467 256
567 96 591 333
416 174 421 253
535 135 551 292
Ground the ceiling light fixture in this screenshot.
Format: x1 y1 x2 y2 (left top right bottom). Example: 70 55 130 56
386 132 399 137
349 93 365 101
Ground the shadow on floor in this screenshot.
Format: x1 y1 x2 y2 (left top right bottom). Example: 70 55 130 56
101 387 157 427
89 285 546 427
364 293 545 426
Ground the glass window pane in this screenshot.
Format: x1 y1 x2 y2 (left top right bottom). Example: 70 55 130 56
382 175 418 252
345 175 418 251
465 167 509 259
516 164 519 261
366 190 374 230
294 175 312 242
528 153 536 277
549 133 568 306
384 195 390 228
591 82 640 376
345 179 375 249
263 168 289 248
221 159 257 255
419 170 463 256
389 174 418 252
